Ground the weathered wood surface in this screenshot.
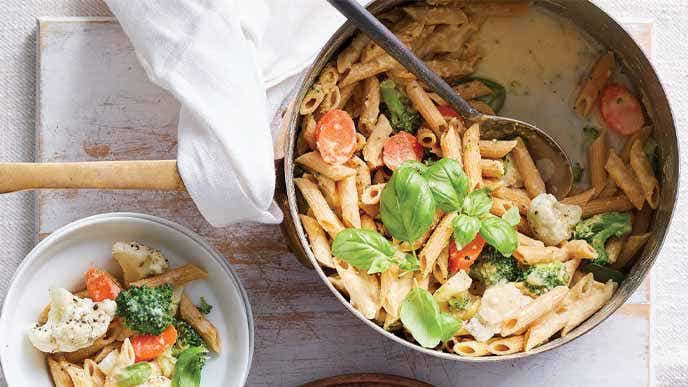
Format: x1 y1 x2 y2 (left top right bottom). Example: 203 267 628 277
36 18 653 386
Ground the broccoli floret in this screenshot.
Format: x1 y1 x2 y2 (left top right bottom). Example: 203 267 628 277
380 79 420 133
115 284 174 335
172 319 206 357
173 346 208 387
197 297 212 315
524 262 569 295
447 291 481 321
574 212 631 265
469 246 522 286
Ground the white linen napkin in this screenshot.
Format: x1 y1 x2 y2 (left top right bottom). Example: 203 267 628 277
104 0 364 226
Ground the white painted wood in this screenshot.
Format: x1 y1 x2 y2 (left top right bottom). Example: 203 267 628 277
36 17 652 386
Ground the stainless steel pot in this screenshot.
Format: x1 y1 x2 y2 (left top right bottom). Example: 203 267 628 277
280 0 679 361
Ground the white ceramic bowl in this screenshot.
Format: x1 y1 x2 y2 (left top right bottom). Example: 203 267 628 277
0 212 253 386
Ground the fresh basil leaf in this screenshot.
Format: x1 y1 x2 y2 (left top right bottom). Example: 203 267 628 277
400 287 460 348
423 158 469 212
501 207 521 227
399 159 428 175
479 216 518 256
453 214 481 249
463 188 493 217
332 228 396 274
380 165 436 242
395 253 420 272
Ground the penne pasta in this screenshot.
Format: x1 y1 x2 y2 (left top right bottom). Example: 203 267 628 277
361 214 377 231
380 265 414 323
574 51 615 117
358 77 381 134
337 83 358 110
561 240 598 260
337 175 362 228
563 259 582 285
403 6 468 25
299 214 335 269
491 186 531 215
417 126 438 149
468 100 495 115
363 114 394 169
361 183 385 205
426 55 479 79
612 232 651 269
318 64 339 92
561 280 617 337
130 264 208 288
561 188 597 207
463 123 482 191
420 212 458 277
346 156 372 197
300 83 327 115
632 204 653 235
314 173 341 213
480 159 504 178
488 335 525 355
622 126 652 162
589 130 608 196
629 139 660 209
514 245 567 265
334 259 381 320
582 195 634 218
295 177 345 238
340 54 398 87
479 139 517 159
406 80 448 134
47 357 73 387
455 80 493 100
604 237 624 264
605 150 645 210
518 232 545 248
432 246 450 284
501 286 568 336
511 137 545 197
440 122 463 164
295 151 357 181
453 340 491 357
336 33 370 73
180 293 221 353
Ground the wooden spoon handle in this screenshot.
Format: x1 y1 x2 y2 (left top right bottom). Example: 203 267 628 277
0 160 183 193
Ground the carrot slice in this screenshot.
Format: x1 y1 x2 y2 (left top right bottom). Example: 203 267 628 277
315 109 356 165
600 84 645 135
85 268 121 302
131 325 177 362
448 235 486 274
382 132 424 171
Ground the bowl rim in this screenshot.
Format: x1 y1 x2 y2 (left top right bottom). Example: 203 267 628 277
283 0 679 362
0 211 255 384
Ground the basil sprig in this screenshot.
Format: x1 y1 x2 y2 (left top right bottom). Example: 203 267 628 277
332 228 419 274
380 161 436 243
400 287 461 348
423 158 469 212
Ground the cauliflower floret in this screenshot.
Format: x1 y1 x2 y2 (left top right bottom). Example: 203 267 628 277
463 283 532 342
28 288 116 353
113 241 169 285
527 193 582 246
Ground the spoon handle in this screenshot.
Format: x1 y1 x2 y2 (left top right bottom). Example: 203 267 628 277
0 160 183 193
328 0 481 120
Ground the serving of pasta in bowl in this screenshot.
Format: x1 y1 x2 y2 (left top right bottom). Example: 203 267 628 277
0 213 253 386
282 0 678 360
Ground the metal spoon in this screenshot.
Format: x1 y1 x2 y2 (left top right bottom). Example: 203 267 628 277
327 0 573 198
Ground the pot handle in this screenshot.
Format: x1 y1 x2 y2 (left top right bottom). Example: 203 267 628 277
0 160 183 193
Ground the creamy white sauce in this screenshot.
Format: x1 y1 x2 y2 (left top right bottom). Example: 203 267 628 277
474 7 628 189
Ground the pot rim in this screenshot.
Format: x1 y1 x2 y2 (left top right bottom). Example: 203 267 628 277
283 0 679 362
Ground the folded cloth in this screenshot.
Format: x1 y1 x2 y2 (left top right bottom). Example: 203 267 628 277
104 0 364 226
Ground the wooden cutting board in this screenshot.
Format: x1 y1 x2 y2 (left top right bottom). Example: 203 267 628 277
35 17 653 387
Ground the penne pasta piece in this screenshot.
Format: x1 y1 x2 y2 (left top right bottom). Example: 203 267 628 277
605 150 645 209
501 286 568 336
463 123 482 191
597 179 619 198
605 237 624 264
440 123 462 165
93 341 121 363
622 126 652 162
336 83 358 110
380 265 414 323
455 80 493 100
363 114 394 169
315 86 341 118
406 80 448 135
299 214 335 269
361 183 385 205
480 159 504 178
103 339 136 385
372 168 390 185
511 137 545 198
361 214 377 231
336 33 370 73
563 259 582 286
581 195 633 218
300 114 317 151
589 130 608 196
420 212 458 277
300 83 327 115
632 204 652 234
355 132 367 153
337 175 361 228
328 274 348 296
454 340 491 357
561 280 617 337
488 335 525 355
334 259 381 319
47 357 73 387
433 245 450 284
612 232 651 269
180 293 221 353
295 177 345 238
340 54 398 87
318 64 339 92
84 358 106 385
358 77 381 134
561 188 597 207
346 156 371 197
314 174 341 213
130 264 208 288
479 139 517 159
426 55 479 80
421 23 477 58
468 100 495 115
295 151 357 181
574 51 615 117
417 126 438 149
360 41 385 63
518 232 545 248
398 209 444 252
403 6 468 25
524 310 567 351
514 245 567 265
629 139 660 209
63 362 92 387
561 240 598 260
491 186 531 215
361 203 380 219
